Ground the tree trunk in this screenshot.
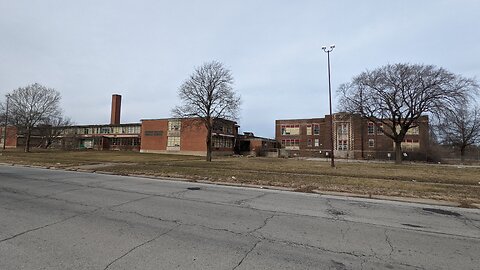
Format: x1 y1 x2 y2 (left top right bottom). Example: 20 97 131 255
394 141 402 164
25 128 31 153
460 146 466 163
206 127 212 162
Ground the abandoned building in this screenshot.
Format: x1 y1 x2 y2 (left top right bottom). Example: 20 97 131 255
4 94 430 160
8 94 241 156
140 118 238 156
275 112 429 159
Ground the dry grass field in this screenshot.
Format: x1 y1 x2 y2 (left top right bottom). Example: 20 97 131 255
1 149 479 206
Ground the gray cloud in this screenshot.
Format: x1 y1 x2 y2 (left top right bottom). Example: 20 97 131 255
1 0 478 137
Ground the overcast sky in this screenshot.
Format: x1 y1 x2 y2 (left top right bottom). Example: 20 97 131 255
1 0 478 137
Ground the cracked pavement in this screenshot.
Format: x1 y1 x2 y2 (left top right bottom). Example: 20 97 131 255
0 165 479 269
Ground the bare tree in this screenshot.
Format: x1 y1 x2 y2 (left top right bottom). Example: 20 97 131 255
173 61 241 161
6 83 62 152
435 103 480 161
37 115 73 149
338 63 477 164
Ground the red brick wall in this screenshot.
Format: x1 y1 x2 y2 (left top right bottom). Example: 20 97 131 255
140 120 168 151
141 118 236 154
276 114 429 159
275 118 330 157
181 119 207 152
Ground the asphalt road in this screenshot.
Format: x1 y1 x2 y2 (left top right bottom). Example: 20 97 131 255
0 165 479 270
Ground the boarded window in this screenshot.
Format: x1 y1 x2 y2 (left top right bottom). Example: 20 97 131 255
145 130 163 136
281 124 300 135
306 125 312 135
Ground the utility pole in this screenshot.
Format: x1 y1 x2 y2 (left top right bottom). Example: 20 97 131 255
322 45 335 168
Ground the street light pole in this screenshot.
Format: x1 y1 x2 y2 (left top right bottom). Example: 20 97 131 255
3 95 10 150
322 44 335 168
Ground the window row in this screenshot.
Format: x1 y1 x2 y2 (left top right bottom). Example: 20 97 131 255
63 126 141 135
368 123 420 135
367 122 383 135
212 136 233 148
281 139 320 147
213 123 234 134
281 124 320 136
111 137 140 146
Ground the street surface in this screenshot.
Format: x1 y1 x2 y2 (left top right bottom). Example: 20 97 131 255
0 165 479 269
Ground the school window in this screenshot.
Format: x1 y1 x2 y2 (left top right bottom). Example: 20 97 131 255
127 126 140 134
314 139 319 147
313 124 320 135
306 125 312 135
396 125 419 135
168 120 181 131
377 123 384 135
368 122 375 135
132 138 140 146
400 139 420 150
281 124 300 135
368 139 375 148
338 123 348 135
307 139 312 147
212 136 233 148
337 140 348 151
406 126 419 135
100 127 111 134
281 139 300 147
167 136 181 147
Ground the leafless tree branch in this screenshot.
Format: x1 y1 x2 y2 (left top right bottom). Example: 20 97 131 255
338 63 478 164
172 61 241 161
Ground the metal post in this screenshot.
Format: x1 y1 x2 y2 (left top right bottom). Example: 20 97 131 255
3 95 9 150
322 45 335 168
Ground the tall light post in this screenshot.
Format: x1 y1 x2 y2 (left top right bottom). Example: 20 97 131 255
3 94 10 150
322 44 335 168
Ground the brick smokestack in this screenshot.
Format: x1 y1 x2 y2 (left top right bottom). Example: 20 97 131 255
111 94 121 125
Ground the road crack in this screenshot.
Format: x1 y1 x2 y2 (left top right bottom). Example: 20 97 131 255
0 212 90 244
103 224 180 270
384 229 394 256
248 214 276 234
232 240 261 270
232 192 268 206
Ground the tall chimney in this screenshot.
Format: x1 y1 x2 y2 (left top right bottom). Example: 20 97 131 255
111 94 121 125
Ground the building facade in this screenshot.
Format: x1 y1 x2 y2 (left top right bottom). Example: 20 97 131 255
140 118 238 156
57 124 142 151
236 132 279 157
276 113 429 160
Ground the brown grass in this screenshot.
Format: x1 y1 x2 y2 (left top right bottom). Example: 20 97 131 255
1 149 479 206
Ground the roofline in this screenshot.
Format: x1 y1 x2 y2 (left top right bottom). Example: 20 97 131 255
58 123 141 128
141 117 237 123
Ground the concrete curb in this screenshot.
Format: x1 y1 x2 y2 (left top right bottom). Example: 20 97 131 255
1 162 477 209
